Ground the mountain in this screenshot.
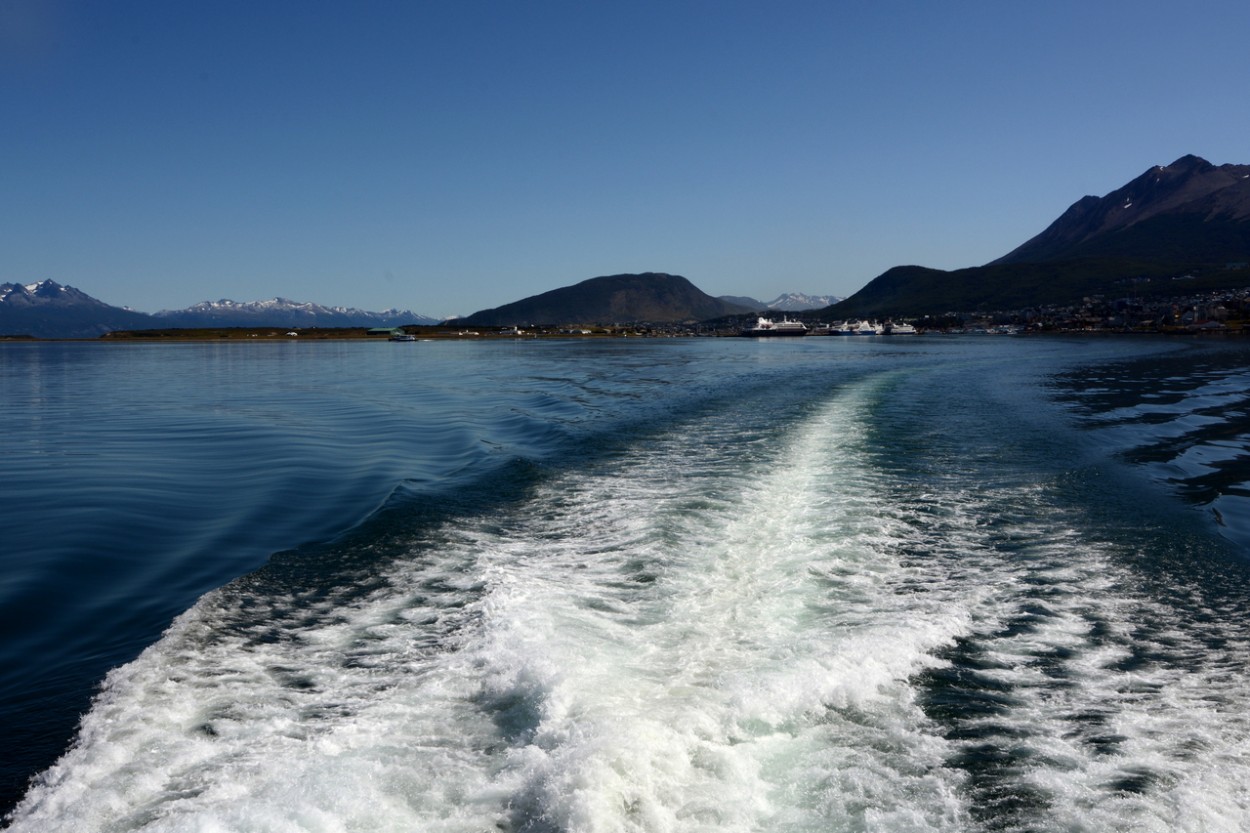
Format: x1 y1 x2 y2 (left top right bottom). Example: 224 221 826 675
152 298 438 328
0 280 440 338
764 292 843 311
716 293 843 311
458 273 753 326
827 155 1250 318
718 294 767 310
994 155 1250 265
0 280 152 339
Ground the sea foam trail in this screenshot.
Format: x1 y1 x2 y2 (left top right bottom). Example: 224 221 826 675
459 374 971 832
909 504 1250 833
17 347 1250 833
867 370 1250 833
7 374 973 833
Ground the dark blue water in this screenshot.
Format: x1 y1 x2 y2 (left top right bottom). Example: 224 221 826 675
0 337 812 812
3 335 1250 831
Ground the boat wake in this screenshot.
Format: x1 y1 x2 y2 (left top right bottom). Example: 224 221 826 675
11 352 1250 832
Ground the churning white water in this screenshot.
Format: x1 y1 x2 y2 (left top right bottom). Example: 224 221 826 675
10 354 1250 832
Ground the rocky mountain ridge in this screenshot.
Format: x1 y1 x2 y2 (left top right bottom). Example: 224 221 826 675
0 281 438 339
152 297 439 328
717 292 844 312
995 154 1250 265
0 281 153 339
763 292 844 311
827 154 1250 318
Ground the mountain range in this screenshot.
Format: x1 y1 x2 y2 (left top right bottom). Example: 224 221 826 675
0 284 438 339
827 154 1250 318
7 154 1247 336
152 298 440 329
0 278 836 338
719 292 844 312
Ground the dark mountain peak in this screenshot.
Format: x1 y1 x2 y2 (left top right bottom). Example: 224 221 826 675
995 155 1250 264
1 279 107 307
833 153 1250 317
31 279 64 298
1 280 151 338
2 279 49 298
1163 153 1213 173
1109 154 1230 209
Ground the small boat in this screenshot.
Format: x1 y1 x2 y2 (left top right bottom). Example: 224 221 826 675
740 316 809 337
389 333 417 341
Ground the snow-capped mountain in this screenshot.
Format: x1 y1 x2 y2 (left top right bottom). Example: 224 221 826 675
1 279 107 307
764 292 844 311
0 280 152 339
0 280 441 338
153 298 439 328
717 292 844 312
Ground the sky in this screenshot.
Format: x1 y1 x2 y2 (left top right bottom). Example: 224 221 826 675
3 0 1249 319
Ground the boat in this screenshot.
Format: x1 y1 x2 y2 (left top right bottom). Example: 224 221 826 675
884 321 917 335
740 316 809 337
852 320 883 335
389 333 417 341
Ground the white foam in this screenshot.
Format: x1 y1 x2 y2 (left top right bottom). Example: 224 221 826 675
9 376 977 831
14 367 1250 832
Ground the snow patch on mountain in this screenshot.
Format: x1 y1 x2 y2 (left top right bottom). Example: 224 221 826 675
764 292 843 311
153 297 440 327
1 280 444 337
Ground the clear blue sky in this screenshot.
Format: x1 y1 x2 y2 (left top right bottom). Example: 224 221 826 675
4 0 1249 318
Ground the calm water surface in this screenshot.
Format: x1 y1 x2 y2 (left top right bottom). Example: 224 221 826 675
3 335 1250 832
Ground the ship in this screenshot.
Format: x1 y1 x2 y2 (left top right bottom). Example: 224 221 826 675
740 317 810 337
884 321 917 334
852 320 883 335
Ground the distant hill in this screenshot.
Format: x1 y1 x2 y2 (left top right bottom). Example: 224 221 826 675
718 295 767 310
827 155 1250 318
458 273 753 326
0 280 439 339
152 298 438 328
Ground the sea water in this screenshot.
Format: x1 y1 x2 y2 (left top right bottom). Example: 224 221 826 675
3 335 1250 832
